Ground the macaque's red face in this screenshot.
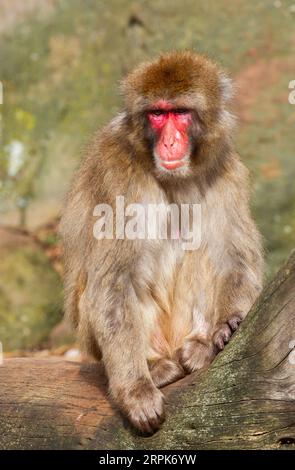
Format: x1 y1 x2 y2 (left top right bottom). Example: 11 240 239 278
147 100 193 174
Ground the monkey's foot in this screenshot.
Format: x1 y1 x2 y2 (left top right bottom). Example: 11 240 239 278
178 338 216 374
213 314 243 351
150 358 185 388
120 378 165 435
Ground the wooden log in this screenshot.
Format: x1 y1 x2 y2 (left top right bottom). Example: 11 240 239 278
1 252 295 450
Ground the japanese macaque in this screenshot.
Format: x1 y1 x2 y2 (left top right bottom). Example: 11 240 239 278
60 51 263 434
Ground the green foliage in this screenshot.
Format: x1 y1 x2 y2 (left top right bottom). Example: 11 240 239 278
0 240 63 350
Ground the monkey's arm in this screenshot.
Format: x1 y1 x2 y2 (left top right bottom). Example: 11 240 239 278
213 164 264 349
78 241 165 434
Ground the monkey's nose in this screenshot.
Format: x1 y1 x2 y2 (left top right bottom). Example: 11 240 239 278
164 140 175 149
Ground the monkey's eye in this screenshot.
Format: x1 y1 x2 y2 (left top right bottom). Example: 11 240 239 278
173 108 189 114
150 109 166 116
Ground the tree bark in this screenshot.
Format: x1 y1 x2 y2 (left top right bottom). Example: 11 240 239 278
1 252 295 450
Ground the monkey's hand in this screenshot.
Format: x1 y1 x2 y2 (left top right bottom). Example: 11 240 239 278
177 337 216 374
119 378 165 435
213 313 243 351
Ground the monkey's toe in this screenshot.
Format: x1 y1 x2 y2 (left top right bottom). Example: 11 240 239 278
125 380 165 435
228 314 242 332
213 324 232 350
178 338 215 373
150 358 185 388
213 315 243 351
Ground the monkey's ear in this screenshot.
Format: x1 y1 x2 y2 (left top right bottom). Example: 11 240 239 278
219 72 234 104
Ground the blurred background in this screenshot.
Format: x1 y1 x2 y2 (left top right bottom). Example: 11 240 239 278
0 0 294 357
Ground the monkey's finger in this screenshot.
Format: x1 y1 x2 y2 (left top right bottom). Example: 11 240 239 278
143 399 165 430
213 323 232 351
214 336 225 351
138 410 161 435
228 315 242 332
144 415 161 434
128 408 152 435
137 414 154 435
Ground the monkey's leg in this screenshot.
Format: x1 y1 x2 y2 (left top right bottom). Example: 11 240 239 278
177 335 216 374
180 282 259 371
177 311 239 373
169 250 217 374
149 358 185 388
79 278 165 435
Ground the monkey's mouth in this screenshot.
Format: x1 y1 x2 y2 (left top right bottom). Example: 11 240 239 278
154 151 190 176
160 159 186 170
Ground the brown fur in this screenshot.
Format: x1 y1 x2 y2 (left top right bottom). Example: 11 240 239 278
60 51 263 434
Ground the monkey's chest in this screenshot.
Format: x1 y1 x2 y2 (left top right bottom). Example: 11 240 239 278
141 241 205 357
